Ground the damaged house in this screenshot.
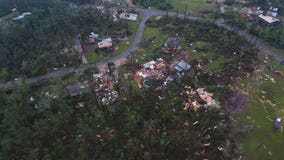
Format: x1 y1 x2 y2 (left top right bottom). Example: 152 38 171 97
119 12 138 21
98 38 112 49
135 58 169 88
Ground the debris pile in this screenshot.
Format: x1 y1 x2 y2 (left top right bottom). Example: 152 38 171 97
134 58 192 89
134 58 169 88
93 73 119 105
181 86 220 111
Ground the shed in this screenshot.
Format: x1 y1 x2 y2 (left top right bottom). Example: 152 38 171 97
89 32 99 39
66 83 90 97
119 12 138 21
175 60 191 72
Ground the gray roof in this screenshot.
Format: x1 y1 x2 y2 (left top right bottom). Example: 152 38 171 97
165 37 180 48
175 60 191 72
66 83 90 96
90 32 99 38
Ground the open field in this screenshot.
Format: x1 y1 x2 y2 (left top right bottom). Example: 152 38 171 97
170 0 217 13
236 57 284 159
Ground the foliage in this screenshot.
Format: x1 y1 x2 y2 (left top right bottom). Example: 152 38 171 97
249 23 284 49
0 0 123 81
132 0 173 10
0 77 239 159
223 11 247 29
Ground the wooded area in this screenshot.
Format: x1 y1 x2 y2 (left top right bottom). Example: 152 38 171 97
0 14 259 159
132 0 173 10
0 0 126 82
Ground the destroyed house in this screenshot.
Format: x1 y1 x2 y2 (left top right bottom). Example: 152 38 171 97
175 60 191 72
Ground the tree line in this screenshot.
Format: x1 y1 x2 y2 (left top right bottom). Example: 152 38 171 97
0 0 125 82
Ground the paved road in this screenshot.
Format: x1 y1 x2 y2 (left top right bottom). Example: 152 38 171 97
0 9 283 89
215 21 284 62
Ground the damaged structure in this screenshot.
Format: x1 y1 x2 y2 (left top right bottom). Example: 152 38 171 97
182 86 220 111
93 73 119 106
98 38 113 49
119 12 138 21
134 58 169 88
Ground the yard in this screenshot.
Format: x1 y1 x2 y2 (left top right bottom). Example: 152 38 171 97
170 0 217 14
236 57 284 159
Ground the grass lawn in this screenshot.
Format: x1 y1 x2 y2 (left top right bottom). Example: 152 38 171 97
236 58 284 160
135 26 168 62
170 0 217 14
113 20 140 55
140 27 167 50
0 12 18 29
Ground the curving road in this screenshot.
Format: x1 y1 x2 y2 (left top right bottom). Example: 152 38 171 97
1 9 283 89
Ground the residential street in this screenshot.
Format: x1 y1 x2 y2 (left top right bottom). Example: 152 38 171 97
1 9 283 89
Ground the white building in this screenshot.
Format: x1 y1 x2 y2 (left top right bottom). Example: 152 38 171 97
119 12 138 21
98 38 112 49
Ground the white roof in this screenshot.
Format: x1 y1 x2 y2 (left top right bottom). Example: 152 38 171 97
143 60 156 69
98 38 112 48
90 32 99 38
267 11 278 17
119 13 138 21
23 12 32 16
258 14 280 24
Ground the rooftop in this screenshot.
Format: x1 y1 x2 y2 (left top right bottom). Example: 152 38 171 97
98 38 112 48
164 37 180 49
66 83 90 97
258 14 280 24
119 12 138 21
175 60 191 72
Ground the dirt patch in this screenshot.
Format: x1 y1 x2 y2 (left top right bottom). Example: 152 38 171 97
127 0 135 7
225 91 250 115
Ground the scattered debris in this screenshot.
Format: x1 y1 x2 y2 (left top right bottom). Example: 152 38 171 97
225 92 250 115
134 58 169 88
93 73 119 105
197 88 220 108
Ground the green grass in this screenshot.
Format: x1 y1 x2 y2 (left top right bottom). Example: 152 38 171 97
170 0 217 14
236 59 284 160
140 27 167 48
113 20 140 55
0 12 18 29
